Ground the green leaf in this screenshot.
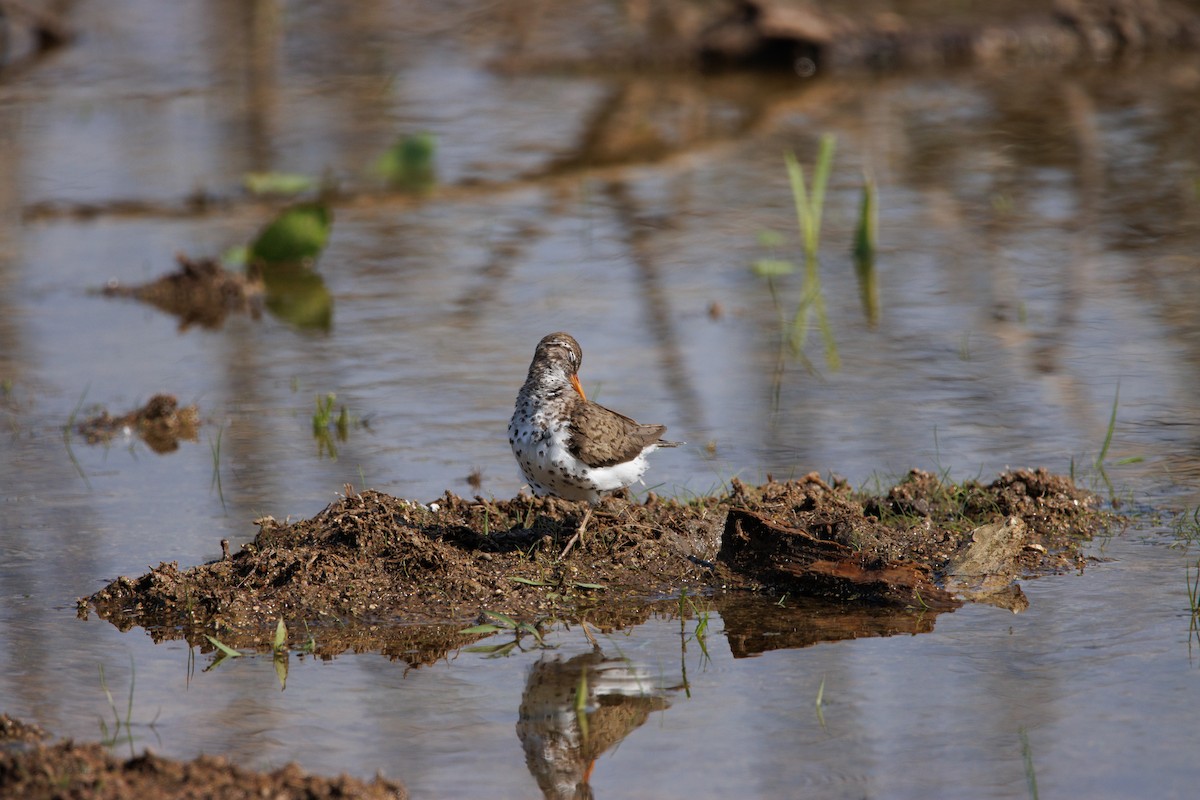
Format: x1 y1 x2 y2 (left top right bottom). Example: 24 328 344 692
375 133 437 191
249 204 332 266
482 610 519 628
243 171 316 196
273 618 287 652
458 624 504 635
205 635 242 658
572 582 607 590
465 641 519 657
204 652 236 672
752 258 795 278
509 576 552 586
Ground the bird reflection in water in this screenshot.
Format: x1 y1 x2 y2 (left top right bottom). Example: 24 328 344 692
516 648 670 800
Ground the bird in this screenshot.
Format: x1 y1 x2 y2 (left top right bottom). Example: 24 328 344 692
509 332 681 555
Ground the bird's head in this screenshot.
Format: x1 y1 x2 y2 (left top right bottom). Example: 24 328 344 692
531 332 587 400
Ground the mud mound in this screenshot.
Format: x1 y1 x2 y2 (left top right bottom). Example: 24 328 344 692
76 394 200 454
101 255 263 330
84 469 1113 658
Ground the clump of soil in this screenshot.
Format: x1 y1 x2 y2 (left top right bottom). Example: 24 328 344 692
83 468 1114 661
730 467 1100 574
0 714 48 744
0 719 404 800
101 255 263 330
76 394 200 454
719 468 1105 612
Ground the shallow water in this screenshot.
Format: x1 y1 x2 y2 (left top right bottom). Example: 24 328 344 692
3 1 1200 797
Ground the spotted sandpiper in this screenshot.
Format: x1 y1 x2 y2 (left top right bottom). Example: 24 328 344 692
509 332 681 554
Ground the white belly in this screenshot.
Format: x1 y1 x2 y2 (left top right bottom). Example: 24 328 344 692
508 415 653 503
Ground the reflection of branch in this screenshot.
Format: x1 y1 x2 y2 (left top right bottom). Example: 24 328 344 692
604 180 705 434
22 72 798 223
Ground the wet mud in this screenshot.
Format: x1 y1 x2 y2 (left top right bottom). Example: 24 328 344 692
0 714 405 800
83 468 1114 665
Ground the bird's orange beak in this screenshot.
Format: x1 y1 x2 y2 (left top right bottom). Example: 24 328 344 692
570 373 587 401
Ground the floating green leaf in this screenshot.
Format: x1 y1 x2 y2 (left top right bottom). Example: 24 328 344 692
205 635 242 658
375 133 437 192
243 171 316 196
204 635 244 671
752 258 795 278
459 623 504 635
250 203 332 266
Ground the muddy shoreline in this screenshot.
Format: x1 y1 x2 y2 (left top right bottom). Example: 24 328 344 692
0 714 405 800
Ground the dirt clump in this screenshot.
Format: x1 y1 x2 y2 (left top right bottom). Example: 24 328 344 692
83 468 1113 660
0 724 404 800
76 394 200 454
101 255 263 330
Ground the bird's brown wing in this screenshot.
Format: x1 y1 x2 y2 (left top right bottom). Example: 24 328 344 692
567 400 669 469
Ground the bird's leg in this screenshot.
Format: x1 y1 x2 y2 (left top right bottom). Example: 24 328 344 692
557 505 593 559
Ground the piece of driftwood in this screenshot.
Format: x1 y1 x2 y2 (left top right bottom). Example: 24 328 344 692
719 508 962 610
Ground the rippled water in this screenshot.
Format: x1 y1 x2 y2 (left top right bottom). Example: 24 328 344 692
2 1 1200 797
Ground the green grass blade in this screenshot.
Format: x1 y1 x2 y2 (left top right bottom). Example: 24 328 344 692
482 610 519 628
784 152 812 256
508 576 552 586
1096 381 1120 467
814 293 841 371
204 635 243 658
809 134 837 249
853 176 876 262
1020 727 1039 800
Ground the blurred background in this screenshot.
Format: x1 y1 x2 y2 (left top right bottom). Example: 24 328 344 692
2 1 1200 797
